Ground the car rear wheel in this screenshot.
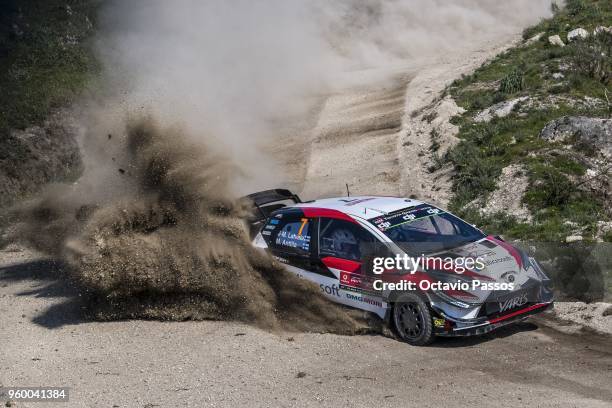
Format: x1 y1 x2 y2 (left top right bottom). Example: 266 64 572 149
392 293 434 346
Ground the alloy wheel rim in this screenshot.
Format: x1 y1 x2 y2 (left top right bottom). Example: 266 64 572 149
397 302 423 339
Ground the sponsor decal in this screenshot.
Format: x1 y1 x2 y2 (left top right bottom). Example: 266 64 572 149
261 230 272 236
339 198 376 206
275 229 310 250
488 236 523 269
464 248 496 259
345 292 382 307
340 271 362 288
498 293 528 313
320 283 341 297
339 271 380 295
433 318 445 328
270 218 280 225
371 205 445 232
273 255 289 264
484 255 512 266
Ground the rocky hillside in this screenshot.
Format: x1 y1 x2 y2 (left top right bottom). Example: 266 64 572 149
0 0 99 208
440 0 611 244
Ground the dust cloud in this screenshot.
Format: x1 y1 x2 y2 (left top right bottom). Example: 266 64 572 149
12 118 369 333
92 0 552 192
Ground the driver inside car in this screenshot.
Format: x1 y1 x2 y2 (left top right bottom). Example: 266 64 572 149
325 228 360 260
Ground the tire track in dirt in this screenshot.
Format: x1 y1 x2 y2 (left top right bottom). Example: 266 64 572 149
299 71 412 199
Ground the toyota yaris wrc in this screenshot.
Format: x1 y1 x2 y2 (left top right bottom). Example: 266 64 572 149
247 189 554 345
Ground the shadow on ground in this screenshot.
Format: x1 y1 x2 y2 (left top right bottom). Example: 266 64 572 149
430 322 540 348
0 258 86 328
0 258 553 347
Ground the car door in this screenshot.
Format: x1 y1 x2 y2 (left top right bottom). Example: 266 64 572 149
316 217 387 314
260 211 315 274
260 212 347 303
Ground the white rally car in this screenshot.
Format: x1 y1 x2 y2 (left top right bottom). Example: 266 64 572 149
247 189 554 345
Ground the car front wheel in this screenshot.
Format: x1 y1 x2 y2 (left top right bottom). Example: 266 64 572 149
392 292 434 346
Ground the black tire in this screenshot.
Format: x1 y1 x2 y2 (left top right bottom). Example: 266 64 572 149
392 292 435 346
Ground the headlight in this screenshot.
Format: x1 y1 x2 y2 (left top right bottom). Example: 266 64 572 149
427 270 480 308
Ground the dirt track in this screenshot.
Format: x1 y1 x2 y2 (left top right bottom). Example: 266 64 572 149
1 248 611 408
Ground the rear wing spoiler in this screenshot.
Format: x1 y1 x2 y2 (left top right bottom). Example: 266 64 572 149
243 189 302 237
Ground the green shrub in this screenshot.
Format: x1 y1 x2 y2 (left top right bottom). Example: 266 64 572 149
570 32 612 85
448 142 502 203
567 0 588 16
499 68 525 94
566 0 601 19
524 166 575 208
550 155 587 176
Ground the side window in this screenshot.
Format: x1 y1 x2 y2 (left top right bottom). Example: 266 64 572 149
319 218 374 261
263 214 312 257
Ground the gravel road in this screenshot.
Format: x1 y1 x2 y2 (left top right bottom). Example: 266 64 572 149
1 248 611 408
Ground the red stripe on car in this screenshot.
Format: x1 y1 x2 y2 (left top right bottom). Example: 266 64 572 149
489 303 548 324
321 257 361 273
301 208 358 223
488 236 523 269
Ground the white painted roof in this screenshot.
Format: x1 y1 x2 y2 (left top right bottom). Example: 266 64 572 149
295 196 426 220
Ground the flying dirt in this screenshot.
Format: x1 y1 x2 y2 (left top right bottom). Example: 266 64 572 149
9 118 370 333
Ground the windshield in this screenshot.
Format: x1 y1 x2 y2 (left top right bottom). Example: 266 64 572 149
369 204 485 254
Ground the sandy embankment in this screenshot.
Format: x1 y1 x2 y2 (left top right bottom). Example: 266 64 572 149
275 36 524 204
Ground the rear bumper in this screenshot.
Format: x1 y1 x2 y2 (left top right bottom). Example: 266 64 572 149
434 301 554 337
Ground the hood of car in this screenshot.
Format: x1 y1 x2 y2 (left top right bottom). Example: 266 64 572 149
430 236 540 287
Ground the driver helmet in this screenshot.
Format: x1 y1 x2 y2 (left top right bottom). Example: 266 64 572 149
330 228 359 259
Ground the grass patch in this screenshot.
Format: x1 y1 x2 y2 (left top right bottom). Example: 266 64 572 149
446 0 611 241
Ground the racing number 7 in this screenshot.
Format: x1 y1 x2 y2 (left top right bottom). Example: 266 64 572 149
297 218 308 236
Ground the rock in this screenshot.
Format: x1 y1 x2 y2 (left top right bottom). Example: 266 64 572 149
552 72 564 80
593 26 612 36
518 95 605 112
596 221 612 242
565 235 583 243
473 164 532 222
1 109 82 207
540 116 612 157
548 35 565 47
474 97 528 123
524 32 544 46
567 28 589 42
553 302 612 335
